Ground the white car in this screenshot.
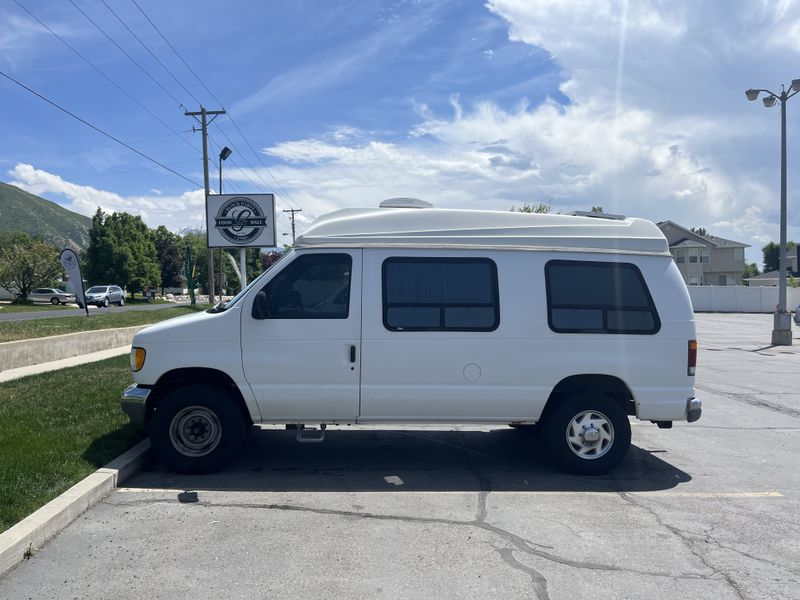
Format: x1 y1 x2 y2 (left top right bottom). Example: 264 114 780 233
122 201 700 475
29 288 76 305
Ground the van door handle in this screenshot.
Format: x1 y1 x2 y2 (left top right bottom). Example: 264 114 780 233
349 345 356 363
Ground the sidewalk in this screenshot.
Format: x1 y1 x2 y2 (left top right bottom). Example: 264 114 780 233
0 346 129 383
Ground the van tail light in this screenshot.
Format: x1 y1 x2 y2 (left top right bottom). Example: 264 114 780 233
688 340 697 376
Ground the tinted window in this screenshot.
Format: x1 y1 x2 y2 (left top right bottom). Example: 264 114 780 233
545 260 660 334
261 253 351 319
383 258 499 331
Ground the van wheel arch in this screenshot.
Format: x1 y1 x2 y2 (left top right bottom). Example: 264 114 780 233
541 374 635 423
145 368 253 428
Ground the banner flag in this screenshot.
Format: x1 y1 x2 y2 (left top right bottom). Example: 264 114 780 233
59 248 88 316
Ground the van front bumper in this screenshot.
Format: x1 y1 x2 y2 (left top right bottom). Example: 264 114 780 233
121 384 150 426
686 397 702 423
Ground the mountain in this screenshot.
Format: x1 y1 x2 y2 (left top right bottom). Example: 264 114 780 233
0 182 92 250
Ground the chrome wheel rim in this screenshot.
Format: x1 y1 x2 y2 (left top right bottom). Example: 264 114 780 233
566 410 614 460
169 406 222 457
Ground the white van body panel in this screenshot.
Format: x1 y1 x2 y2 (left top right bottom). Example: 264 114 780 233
131 307 262 421
240 249 363 421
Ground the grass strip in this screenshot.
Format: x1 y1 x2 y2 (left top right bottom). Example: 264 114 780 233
0 303 74 313
0 355 141 532
0 305 210 343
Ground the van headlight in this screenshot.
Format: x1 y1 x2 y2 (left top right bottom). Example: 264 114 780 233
131 347 146 372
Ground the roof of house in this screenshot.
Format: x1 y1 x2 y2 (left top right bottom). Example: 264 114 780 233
297 207 670 255
656 221 749 248
744 269 800 281
671 238 707 248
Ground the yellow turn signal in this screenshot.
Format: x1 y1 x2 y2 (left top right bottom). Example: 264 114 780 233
131 347 146 372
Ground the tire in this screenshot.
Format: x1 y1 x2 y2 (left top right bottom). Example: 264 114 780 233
102 297 109 308
119 297 125 306
150 384 246 474
543 393 631 475
50 297 59 305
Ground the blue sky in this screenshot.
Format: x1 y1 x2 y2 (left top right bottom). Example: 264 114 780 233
2 0 800 263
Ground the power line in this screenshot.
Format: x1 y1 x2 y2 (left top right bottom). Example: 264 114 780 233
14 0 198 155
66 0 186 110
0 69 203 188
99 0 202 107
130 0 223 107
127 0 302 211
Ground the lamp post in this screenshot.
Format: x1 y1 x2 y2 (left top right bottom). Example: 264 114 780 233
746 79 800 346
218 146 231 295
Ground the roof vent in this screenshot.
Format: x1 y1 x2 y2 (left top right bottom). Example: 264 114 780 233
569 210 626 221
379 197 433 209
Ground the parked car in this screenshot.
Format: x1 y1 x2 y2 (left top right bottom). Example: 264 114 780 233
84 285 125 307
122 200 701 476
29 288 76 305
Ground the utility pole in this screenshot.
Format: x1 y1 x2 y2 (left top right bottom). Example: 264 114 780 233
185 106 225 306
283 208 302 245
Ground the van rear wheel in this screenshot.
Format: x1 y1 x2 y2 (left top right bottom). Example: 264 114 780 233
543 393 630 475
150 384 246 473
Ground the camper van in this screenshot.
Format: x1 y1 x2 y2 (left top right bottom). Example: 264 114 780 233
122 200 701 475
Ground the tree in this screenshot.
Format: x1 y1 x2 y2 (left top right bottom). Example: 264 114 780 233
85 209 160 296
512 202 551 214
690 227 708 236
590 205 604 213
182 231 208 294
762 241 796 273
153 226 182 294
0 234 62 300
741 263 760 285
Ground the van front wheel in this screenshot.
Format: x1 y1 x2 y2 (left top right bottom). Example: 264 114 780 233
150 384 246 473
543 393 630 475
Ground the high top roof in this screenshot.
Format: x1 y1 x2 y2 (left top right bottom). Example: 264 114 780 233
296 207 669 255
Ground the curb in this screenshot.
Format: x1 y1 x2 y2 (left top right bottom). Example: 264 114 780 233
0 439 151 578
0 325 149 372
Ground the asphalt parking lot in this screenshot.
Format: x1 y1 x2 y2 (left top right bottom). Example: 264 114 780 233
2 313 799 599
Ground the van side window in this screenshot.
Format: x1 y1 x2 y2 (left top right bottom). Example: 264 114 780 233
545 260 660 334
261 253 352 318
383 258 499 331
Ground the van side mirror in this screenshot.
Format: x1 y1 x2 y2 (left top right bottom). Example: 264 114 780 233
252 291 270 320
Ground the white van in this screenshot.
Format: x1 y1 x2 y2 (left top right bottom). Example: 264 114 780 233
122 202 701 475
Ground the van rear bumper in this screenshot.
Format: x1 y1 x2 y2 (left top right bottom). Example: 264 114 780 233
686 397 702 423
121 384 150 426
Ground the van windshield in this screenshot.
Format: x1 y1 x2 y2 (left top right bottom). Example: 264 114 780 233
207 251 291 313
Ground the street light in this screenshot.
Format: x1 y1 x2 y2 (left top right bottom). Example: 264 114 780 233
746 81 800 345
218 146 234 292
218 146 232 194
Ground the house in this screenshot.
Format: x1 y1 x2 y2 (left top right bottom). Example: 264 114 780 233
744 251 799 286
657 221 749 286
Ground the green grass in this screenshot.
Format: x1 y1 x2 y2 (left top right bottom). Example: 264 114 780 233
0 305 211 343
0 302 75 313
0 355 142 532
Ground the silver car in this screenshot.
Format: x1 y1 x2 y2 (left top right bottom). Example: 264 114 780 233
29 288 76 305
84 285 125 307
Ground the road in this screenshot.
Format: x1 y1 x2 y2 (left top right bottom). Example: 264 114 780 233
0 302 186 323
1 313 798 599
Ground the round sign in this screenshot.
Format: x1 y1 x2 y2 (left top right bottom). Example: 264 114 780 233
213 197 269 245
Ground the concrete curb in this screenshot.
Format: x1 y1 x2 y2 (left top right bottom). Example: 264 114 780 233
0 439 151 578
0 325 149 372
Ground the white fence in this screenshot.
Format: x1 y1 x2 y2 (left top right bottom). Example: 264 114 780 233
688 285 800 313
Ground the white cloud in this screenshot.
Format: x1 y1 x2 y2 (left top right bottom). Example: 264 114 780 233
222 0 800 261
8 163 206 232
